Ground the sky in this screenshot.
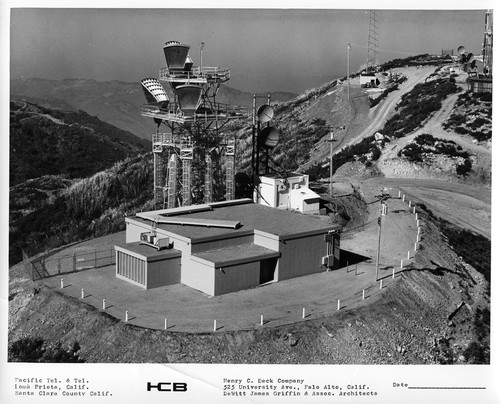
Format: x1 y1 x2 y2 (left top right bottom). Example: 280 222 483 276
7 6 491 94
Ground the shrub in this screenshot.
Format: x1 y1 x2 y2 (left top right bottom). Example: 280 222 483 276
9 337 84 363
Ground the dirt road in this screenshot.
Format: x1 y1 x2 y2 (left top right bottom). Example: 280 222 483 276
361 177 491 239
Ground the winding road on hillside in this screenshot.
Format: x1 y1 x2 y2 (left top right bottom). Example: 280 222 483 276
341 66 437 150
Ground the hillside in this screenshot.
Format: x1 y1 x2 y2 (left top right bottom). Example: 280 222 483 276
10 100 150 185
9 100 155 265
8 54 491 366
10 78 296 140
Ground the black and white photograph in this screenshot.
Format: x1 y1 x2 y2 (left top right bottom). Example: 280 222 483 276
1 1 498 403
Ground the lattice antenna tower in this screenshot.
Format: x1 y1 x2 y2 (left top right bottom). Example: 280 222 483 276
482 9 493 76
367 10 380 73
140 41 249 209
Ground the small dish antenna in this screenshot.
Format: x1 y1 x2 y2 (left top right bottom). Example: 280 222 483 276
257 104 274 123
257 126 280 149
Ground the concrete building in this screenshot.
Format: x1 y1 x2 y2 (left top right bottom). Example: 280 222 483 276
360 73 380 88
256 173 321 214
115 199 341 296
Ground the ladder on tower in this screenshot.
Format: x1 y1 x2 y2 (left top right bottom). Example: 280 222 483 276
225 136 235 201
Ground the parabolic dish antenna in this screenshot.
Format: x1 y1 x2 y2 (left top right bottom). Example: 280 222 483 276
257 126 280 149
257 104 274 123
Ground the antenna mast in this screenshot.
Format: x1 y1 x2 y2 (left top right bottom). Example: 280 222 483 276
367 10 380 73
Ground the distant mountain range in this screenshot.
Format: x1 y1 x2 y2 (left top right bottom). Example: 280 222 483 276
10 78 297 141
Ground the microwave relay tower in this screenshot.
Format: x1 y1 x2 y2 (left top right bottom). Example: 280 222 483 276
140 41 248 209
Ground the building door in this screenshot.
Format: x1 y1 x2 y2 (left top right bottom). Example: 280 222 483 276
259 258 277 285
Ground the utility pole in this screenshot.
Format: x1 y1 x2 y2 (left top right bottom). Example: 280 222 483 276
329 130 334 198
347 42 351 100
375 190 389 281
375 216 382 281
327 126 345 200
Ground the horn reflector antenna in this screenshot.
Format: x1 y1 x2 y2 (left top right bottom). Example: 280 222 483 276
257 104 274 123
257 126 280 149
163 41 191 70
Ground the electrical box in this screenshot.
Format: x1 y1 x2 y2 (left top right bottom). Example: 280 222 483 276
322 255 334 267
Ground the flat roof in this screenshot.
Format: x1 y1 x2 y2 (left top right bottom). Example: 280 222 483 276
129 202 341 241
192 243 280 268
115 242 182 262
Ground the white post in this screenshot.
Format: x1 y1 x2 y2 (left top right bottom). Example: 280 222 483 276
415 213 418 220
260 315 263 326
398 190 401 198
60 278 64 289
418 227 421 235
402 194 405 201
400 260 403 269
102 299 106 310
165 318 168 330
362 289 365 300
302 308 305 319
125 311 129 322
417 235 420 243
213 319 217 332
413 206 416 214
409 200 412 208
408 251 411 260
337 299 340 311
415 243 418 251
417 219 420 227
393 267 396 278
380 279 383 289
81 288 84 299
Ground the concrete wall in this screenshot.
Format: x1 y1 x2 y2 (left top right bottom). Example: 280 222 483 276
191 233 254 254
253 231 281 280
259 177 278 207
146 256 182 289
181 258 215 296
278 233 327 280
213 261 260 296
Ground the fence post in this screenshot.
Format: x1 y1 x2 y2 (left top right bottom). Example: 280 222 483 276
213 320 217 332
380 279 383 289
337 299 340 311
362 289 365 300
125 311 129 322
60 278 64 289
165 318 168 330
393 267 396 278
81 289 85 299
302 308 305 319
102 299 106 310
260 315 263 326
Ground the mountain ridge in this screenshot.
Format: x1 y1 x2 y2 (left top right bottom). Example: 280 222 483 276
11 77 297 140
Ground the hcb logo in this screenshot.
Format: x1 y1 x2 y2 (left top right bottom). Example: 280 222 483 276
147 382 188 392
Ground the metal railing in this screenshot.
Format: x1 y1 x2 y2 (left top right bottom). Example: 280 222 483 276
159 66 230 83
141 102 249 123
